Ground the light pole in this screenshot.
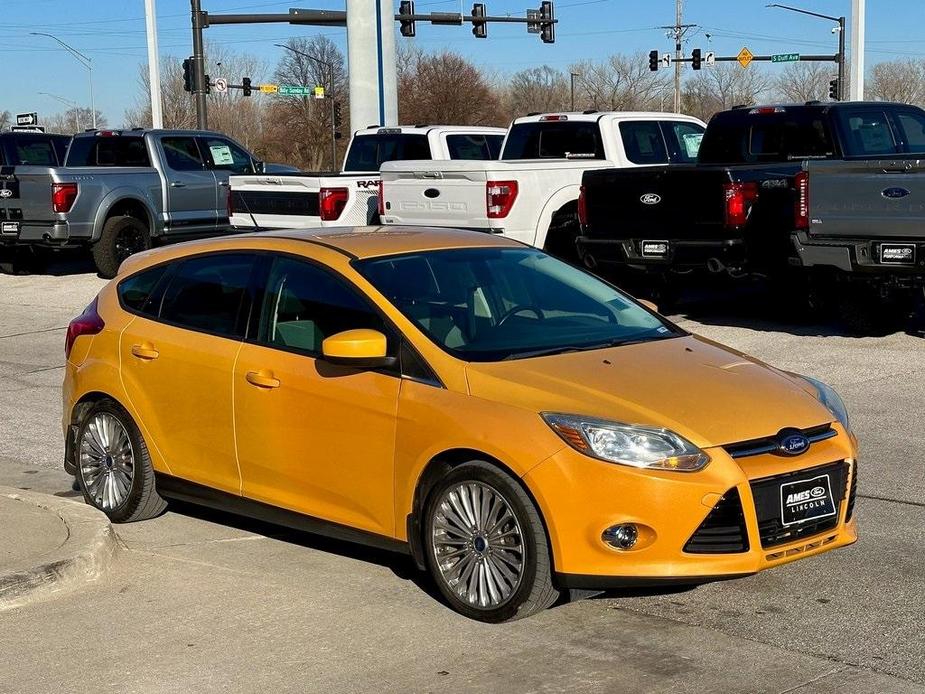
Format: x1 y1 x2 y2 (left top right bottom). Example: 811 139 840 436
766 4 846 100
275 43 338 171
30 32 97 128
570 72 581 111
39 92 81 132
144 0 164 129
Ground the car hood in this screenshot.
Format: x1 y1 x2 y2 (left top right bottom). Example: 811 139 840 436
464 335 832 449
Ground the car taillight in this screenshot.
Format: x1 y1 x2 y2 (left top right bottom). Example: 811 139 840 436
487 180 518 219
377 180 385 217
65 297 104 359
319 187 349 221
794 171 809 230
723 181 758 228
578 184 588 227
52 183 78 213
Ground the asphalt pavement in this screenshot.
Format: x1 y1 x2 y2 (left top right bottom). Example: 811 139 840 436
0 253 922 693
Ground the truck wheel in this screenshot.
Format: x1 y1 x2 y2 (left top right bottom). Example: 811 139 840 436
92 216 151 279
543 209 581 264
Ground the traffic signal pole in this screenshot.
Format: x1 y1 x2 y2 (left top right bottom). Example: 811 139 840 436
191 0 207 129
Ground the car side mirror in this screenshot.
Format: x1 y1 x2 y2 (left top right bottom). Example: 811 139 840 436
253 160 266 174
639 299 659 313
322 329 397 369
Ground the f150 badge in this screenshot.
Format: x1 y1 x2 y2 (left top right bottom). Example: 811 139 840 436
640 193 661 205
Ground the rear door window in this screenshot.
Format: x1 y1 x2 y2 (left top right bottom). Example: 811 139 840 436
662 121 705 162
501 121 604 160
158 254 256 338
343 133 431 171
161 137 206 171
619 121 669 165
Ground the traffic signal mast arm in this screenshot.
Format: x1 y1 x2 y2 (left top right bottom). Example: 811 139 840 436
398 1 556 41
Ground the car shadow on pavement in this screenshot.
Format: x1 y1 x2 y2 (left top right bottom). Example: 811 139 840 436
0 248 97 278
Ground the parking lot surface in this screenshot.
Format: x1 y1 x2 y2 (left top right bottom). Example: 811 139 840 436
0 255 923 693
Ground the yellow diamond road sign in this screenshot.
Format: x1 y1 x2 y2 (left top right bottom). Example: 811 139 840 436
737 46 754 69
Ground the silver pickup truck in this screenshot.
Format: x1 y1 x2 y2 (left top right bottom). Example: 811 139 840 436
0 128 294 277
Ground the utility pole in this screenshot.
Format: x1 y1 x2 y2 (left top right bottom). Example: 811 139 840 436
660 0 695 114
850 0 865 100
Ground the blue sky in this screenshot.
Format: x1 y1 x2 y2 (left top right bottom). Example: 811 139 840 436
2 0 922 126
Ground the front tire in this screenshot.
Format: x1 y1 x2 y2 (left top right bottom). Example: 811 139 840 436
75 399 166 523
424 461 559 622
92 216 151 279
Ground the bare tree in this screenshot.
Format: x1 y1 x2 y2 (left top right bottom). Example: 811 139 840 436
398 50 503 126
44 108 107 134
681 63 771 121
509 66 570 115
570 53 671 112
773 62 834 103
868 59 925 105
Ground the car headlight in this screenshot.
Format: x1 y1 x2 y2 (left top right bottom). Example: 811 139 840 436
542 413 710 472
799 375 851 432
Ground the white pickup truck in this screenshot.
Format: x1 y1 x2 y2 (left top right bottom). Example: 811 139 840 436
378 111 706 259
229 125 505 229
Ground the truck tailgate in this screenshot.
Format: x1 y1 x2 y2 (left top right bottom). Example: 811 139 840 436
807 159 925 239
380 161 489 228
0 166 57 240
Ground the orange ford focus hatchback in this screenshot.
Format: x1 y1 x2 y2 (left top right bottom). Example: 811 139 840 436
63 227 857 621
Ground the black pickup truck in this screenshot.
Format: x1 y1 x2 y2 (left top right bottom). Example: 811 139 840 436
577 101 925 309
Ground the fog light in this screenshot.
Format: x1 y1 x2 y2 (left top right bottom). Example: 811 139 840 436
602 523 638 550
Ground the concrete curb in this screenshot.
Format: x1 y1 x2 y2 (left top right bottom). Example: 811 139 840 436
0 487 117 612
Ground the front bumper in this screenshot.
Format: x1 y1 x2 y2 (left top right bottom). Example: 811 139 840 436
525 423 858 587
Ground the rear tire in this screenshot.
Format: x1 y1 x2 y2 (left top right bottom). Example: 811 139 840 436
75 399 167 523
543 208 581 264
92 216 151 279
423 461 559 622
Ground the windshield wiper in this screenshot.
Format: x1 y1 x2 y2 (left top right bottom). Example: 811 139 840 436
502 333 680 360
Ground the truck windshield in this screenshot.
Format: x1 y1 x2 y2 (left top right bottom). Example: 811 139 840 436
698 110 835 164
356 247 679 362
502 121 605 160
343 133 430 172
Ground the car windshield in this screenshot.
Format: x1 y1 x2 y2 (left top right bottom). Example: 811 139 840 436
356 247 682 362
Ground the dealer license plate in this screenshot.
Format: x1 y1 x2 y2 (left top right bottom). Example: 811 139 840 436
879 243 915 264
780 473 837 526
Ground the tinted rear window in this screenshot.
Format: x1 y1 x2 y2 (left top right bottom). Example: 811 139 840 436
445 134 503 160
698 110 835 164
502 121 604 160
66 136 151 167
118 265 169 316
343 133 431 171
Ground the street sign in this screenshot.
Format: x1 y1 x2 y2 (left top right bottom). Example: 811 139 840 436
214 77 228 93
771 53 800 63
737 46 754 69
11 125 45 133
259 84 279 94
661 53 671 69
705 51 716 67
16 112 38 127
313 86 325 99
279 85 312 96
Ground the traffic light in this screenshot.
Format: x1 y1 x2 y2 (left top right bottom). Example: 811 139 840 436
539 1 554 43
399 0 415 37
242 77 252 97
829 78 839 100
182 58 193 92
333 102 343 128
203 74 211 94
691 48 702 70
649 50 659 72
471 3 487 39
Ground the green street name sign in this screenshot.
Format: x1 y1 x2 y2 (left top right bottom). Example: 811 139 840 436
771 53 800 63
278 85 312 96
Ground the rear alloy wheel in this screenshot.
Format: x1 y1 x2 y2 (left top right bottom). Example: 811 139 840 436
424 462 558 622
76 399 166 522
92 216 151 279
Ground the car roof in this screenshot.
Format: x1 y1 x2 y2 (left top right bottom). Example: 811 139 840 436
355 125 506 136
512 111 705 125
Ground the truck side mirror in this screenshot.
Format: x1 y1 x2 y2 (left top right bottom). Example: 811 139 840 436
253 160 266 174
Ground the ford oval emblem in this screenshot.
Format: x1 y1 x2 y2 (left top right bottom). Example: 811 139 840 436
424 188 440 199
0 189 12 198
777 429 810 456
640 193 661 205
810 486 826 498
882 187 910 199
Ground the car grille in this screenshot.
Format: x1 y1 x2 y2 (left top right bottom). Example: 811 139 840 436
723 424 836 459
845 460 858 522
750 461 848 549
683 487 749 554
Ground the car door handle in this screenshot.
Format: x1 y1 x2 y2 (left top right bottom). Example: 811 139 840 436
245 370 280 389
131 343 159 360
169 181 186 188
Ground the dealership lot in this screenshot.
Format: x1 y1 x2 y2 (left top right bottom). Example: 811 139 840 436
0 255 923 692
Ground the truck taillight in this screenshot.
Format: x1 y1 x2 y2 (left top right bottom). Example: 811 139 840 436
65 297 104 359
577 184 588 227
794 171 809 230
377 180 385 217
52 183 78 213
487 180 518 219
723 181 757 228
319 187 349 221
